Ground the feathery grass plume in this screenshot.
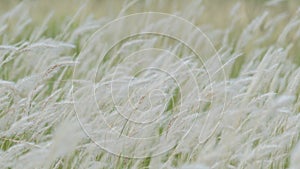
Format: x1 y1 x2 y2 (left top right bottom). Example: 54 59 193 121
0 0 300 169
290 141 300 169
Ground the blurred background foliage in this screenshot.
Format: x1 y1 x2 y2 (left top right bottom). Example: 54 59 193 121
0 0 300 65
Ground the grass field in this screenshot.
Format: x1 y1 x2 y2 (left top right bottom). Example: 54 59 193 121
0 0 300 169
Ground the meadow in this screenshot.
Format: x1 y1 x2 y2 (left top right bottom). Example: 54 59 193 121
0 0 300 168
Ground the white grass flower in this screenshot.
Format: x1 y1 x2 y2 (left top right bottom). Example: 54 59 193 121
0 1 300 169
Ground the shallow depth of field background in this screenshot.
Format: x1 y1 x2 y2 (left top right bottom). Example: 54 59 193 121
0 0 300 169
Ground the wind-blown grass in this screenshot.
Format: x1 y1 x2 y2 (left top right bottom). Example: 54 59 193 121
0 0 300 169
